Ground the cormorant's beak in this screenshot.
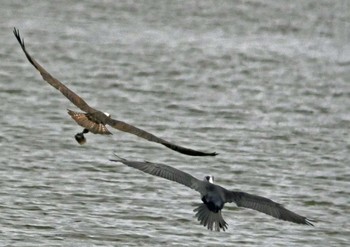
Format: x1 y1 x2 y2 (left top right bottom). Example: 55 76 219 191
75 132 86 145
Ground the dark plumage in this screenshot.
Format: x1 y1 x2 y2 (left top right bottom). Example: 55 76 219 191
13 28 217 156
110 156 314 231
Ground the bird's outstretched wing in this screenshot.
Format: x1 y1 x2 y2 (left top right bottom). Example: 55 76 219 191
14 28 217 156
225 190 314 225
13 28 95 113
107 118 217 156
110 156 207 194
67 109 112 134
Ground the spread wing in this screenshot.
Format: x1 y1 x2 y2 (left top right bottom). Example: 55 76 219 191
14 28 217 156
110 156 206 194
67 109 112 134
106 117 217 156
225 190 314 225
13 28 95 113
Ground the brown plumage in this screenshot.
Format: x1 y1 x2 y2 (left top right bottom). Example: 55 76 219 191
67 110 112 135
13 28 217 156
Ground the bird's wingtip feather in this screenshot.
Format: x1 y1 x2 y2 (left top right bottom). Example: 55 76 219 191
305 218 315 226
110 153 127 163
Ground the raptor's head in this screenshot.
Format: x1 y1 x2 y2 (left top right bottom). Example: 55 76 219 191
204 175 214 184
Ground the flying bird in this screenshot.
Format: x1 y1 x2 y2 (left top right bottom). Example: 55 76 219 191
110 156 314 231
13 28 217 156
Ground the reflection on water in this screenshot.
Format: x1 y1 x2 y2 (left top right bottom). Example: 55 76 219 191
1 0 349 246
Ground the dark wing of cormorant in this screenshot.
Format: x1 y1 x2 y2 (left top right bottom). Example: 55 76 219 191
14 28 217 156
225 190 314 225
13 28 95 114
110 156 207 194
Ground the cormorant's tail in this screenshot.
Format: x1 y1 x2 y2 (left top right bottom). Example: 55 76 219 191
193 203 228 231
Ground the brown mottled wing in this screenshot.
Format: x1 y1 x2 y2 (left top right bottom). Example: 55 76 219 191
224 190 314 226
13 28 95 113
67 110 112 134
110 157 207 194
106 117 217 156
13 28 217 156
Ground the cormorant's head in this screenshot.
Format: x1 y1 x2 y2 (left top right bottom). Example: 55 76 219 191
204 175 214 184
75 132 86 145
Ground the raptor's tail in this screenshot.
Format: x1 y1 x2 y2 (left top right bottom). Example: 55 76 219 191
193 203 228 231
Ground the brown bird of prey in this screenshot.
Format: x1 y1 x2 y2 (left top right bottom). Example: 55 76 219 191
13 28 217 156
110 156 314 231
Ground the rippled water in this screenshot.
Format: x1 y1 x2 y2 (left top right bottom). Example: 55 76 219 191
1 0 349 246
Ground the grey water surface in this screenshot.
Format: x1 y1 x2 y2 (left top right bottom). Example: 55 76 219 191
1 0 349 246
